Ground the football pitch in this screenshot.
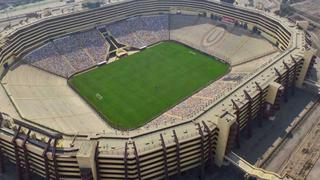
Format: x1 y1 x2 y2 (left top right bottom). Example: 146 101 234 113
69 41 229 129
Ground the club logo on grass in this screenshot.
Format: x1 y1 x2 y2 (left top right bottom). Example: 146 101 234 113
96 93 103 100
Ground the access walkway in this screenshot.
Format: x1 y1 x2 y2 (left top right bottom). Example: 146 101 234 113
225 152 288 180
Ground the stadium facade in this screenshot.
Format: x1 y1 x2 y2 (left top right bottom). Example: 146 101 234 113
0 0 317 179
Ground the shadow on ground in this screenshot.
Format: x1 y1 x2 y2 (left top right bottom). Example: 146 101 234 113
234 88 317 164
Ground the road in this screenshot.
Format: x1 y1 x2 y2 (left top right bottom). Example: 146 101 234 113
263 99 320 180
234 89 316 164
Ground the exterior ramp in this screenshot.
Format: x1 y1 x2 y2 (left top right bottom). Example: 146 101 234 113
305 79 320 89
225 152 285 180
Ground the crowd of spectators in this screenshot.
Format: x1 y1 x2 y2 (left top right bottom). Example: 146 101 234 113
143 73 248 129
53 36 95 71
167 97 211 119
75 29 109 63
143 115 178 129
23 29 110 77
105 15 169 48
22 15 170 77
23 42 75 77
196 81 235 99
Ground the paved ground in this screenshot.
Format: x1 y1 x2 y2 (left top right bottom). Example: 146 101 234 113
1 64 110 135
291 0 320 23
170 15 278 66
0 0 65 31
307 56 319 84
307 155 320 180
263 101 320 172
0 83 20 119
234 0 281 12
0 0 131 31
283 109 320 179
262 97 320 180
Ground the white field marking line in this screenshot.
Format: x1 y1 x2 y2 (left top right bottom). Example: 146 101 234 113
29 111 95 120
96 93 103 100
189 51 196 55
14 96 75 100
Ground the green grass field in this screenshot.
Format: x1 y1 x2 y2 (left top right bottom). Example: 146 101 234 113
69 41 229 129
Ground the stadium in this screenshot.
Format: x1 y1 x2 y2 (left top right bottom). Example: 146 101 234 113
0 0 317 179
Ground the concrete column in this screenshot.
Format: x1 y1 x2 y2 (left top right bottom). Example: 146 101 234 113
124 142 129 180
173 130 181 176
214 114 236 167
255 82 264 127
160 134 169 180
197 123 205 179
0 147 4 174
132 142 141 180
202 121 213 167
244 91 252 139
22 130 32 180
296 48 317 88
76 141 98 180
43 138 52 180
11 125 23 180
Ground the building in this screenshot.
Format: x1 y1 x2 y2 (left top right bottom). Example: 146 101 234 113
0 0 317 179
